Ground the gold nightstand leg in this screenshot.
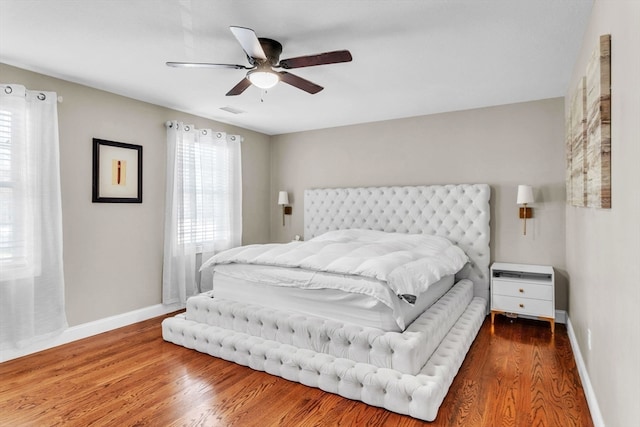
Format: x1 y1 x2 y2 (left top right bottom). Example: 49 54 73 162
539 316 555 334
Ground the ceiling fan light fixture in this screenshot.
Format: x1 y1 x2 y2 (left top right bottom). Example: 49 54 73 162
247 69 279 89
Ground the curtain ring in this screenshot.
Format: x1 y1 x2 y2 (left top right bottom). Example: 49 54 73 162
185 125 191 131
230 136 236 141
202 130 208 135
4 86 12 94
216 132 222 138
37 93 46 101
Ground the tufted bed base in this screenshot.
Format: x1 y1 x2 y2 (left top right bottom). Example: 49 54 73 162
173 279 474 375
162 293 485 421
162 184 491 421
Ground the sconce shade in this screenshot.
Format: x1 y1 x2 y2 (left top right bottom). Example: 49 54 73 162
517 185 534 205
278 191 289 205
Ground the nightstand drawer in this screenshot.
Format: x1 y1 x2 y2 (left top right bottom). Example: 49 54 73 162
492 295 554 318
492 279 553 300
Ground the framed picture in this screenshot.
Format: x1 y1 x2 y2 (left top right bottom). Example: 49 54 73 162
92 138 143 203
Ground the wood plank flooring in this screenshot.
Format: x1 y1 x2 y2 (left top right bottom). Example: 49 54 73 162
0 313 593 426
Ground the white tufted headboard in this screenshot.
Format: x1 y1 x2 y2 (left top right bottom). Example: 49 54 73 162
304 184 491 302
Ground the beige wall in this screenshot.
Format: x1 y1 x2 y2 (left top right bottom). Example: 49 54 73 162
0 63 271 326
565 2 640 426
270 98 568 310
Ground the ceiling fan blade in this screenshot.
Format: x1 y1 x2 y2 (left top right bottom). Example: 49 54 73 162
278 72 323 94
226 78 252 96
278 50 352 69
230 26 267 61
166 62 250 69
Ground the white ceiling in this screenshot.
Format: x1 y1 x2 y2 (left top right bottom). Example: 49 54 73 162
0 0 593 135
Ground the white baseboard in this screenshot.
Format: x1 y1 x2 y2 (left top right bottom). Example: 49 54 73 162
566 315 605 427
0 302 184 363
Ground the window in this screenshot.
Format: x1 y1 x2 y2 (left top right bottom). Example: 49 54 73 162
162 123 242 304
0 84 67 349
0 109 13 262
0 108 35 279
177 139 232 248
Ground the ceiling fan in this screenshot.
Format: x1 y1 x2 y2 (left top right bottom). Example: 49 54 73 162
167 26 352 96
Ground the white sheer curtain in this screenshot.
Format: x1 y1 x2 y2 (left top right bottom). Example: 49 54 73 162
0 84 67 350
163 121 242 304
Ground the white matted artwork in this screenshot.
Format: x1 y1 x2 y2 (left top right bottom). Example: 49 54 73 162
92 138 143 203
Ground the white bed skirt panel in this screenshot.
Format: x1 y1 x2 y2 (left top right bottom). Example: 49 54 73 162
210 266 455 332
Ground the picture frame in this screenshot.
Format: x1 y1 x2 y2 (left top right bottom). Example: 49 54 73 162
92 138 143 203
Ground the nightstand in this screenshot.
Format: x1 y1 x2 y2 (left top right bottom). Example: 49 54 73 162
490 262 555 333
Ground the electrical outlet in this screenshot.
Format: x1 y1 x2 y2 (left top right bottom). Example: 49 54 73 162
588 328 592 351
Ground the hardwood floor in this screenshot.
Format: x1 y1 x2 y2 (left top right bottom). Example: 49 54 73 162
0 313 593 427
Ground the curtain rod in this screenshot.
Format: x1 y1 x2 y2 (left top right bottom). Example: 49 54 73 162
164 121 243 142
2 85 63 103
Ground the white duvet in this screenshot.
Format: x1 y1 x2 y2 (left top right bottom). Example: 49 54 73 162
201 229 468 303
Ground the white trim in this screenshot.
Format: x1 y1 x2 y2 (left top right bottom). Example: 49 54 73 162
0 303 184 363
566 315 606 427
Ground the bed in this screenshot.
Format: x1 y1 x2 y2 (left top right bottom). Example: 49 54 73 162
162 183 490 421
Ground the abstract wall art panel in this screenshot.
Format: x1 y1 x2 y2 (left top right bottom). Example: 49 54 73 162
566 34 611 209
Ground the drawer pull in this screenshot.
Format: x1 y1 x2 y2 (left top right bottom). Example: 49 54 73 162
519 288 524 293
519 303 524 308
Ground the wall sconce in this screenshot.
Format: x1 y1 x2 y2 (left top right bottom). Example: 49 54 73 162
278 191 292 226
517 185 534 235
